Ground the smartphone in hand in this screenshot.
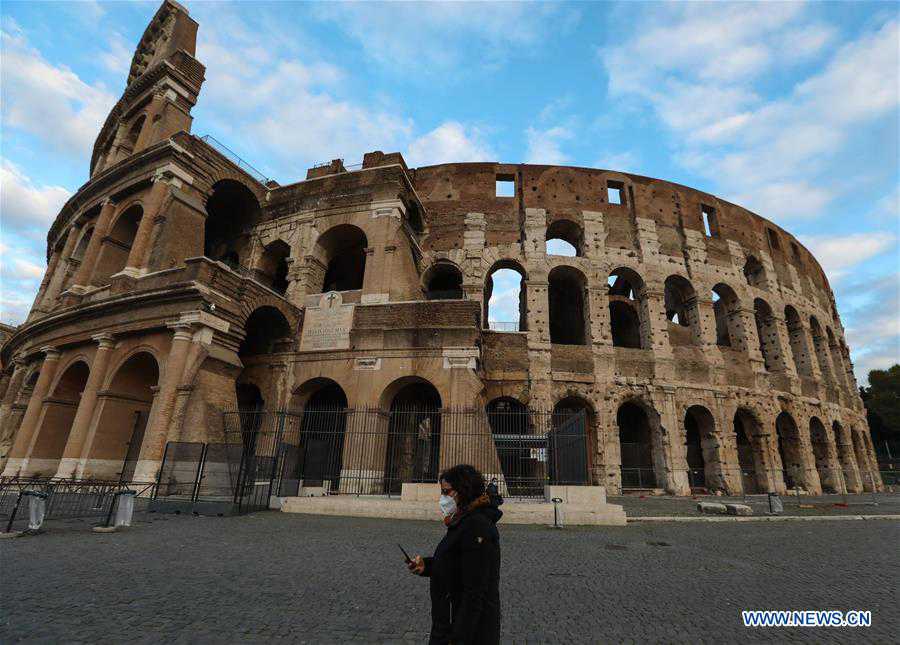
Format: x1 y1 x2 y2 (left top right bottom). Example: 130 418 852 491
398 543 413 564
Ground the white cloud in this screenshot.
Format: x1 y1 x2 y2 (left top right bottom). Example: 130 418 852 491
0 161 71 238
839 275 900 384
98 32 133 76
525 126 573 165
405 122 495 167
312 2 579 76
595 151 640 174
800 233 897 280
0 24 116 158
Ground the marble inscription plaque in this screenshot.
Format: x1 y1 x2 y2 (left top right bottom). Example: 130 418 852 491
299 291 354 351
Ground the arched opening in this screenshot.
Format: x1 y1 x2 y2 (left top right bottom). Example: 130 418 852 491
204 180 260 267
87 352 159 480
316 224 367 293
384 380 442 494
548 265 588 345
121 114 146 157
296 379 348 491
733 408 765 494
484 261 527 332
684 405 717 491
775 411 803 490
664 275 700 346
545 219 582 257
743 255 765 288
92 205 143 285
826 327 846 389
809 317 835 384
257 240 291 296
754 298 781 371
551 396 592 485
617 400 656 489
64 226 95 289
608 268 645 349
239 307 293 357
712 284 740 348
832 421 857 491
784 306 812 377
486 397 538 496
850 427 873 491
423 262 463 300
809 417 837 493
29 361 90 475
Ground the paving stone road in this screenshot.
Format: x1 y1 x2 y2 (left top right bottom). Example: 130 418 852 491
1 512 897 643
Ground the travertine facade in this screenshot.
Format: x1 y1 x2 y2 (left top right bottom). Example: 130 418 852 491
0 1 882 495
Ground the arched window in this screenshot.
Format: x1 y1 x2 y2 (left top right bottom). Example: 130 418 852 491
240 306 292 357
617 400 656 489
548 265 588 345
204 180 260 267
608 267 645 349
315 224 368 293
484 261 527 332
784 306 812 377
92 205 143 285
121 114 146 157
424 262 463 300
664 275 700 346
712 283 740 348
257 240 291 296
545 219 582 257
753 298 781 371
743 255 766 288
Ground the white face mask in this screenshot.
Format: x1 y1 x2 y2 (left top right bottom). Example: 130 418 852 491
439 494 457 517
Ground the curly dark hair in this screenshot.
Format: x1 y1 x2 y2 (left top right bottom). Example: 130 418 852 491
439 464 485 509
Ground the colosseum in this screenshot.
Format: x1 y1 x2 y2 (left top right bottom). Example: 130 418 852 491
0 1 883 504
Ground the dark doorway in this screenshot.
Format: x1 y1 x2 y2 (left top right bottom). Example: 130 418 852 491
384 382 442 494
617 401 656 489
299 383 348 490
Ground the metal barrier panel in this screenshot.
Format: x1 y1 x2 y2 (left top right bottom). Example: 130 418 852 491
155 442 205 499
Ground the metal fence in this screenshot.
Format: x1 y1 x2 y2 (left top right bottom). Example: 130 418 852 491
153 406 591 513
0 477 153 533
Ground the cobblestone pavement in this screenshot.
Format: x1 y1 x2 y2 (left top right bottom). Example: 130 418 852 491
611 491 900 517
2 512 897 643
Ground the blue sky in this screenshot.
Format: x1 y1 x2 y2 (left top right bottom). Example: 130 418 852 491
1 0 897 383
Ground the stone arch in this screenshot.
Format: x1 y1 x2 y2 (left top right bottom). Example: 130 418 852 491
664 274 701 346
743 255 766 288
809 316 835 385
809 417 839 492
121 113 147 157
256 239 291 296
85 351 159 479
548 265 589 345
546 219 582 257
486 397 538 496
608 267 647 349
204 180 261 266
310 224 368 293
832 420 861 493
775 411 806 491
733 406 767 494
616 398 660 490
423 260 463 300
712 283 741 348
293 378 348 492
239 306 293 358
785 305 813 377
382 377 443 494
92 203 144 284
28 360 90 476
484 259 527 332
552 395 593 485
683 405 718 491
850 426 875 491
754 298 782 371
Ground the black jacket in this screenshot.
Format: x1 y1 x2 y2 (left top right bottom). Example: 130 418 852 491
422 499 502 644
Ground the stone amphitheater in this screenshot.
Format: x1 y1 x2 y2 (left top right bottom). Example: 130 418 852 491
0 0 882 498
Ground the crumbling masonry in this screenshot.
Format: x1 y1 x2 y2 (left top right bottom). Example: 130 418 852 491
0 1 883 496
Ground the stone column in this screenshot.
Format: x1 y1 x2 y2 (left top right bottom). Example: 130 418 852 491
54 334 116 479
26 250 61 321
655 387 690 495
0 358 27 454
1 348 61 476
69 200 116 290
132 323 193 482
122 178 170 275
40 224 82 307
712 393 743 494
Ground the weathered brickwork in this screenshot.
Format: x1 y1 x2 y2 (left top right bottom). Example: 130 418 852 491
0 1 882 496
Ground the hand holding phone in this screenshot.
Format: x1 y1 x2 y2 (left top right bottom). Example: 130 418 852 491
397 543 412 564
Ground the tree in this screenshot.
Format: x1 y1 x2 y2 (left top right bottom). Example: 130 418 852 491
860 364 900 452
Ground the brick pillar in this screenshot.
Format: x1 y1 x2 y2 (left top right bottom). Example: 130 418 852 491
655 387 690 495
69 200 116 290
132 323 193 482
54 334 116 479
1 348 61 476
26 249 60 321
40 223 82 308
122 178 169 275
0 359 27 467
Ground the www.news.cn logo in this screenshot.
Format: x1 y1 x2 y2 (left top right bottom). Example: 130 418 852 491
742 610 872 627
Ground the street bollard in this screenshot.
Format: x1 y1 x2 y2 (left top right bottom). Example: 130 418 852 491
25 490 49 531
551 497 563 529
114 491 137 527
767 492 783 515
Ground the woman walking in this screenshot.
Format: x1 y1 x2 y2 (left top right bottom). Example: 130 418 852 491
408 464 502 644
